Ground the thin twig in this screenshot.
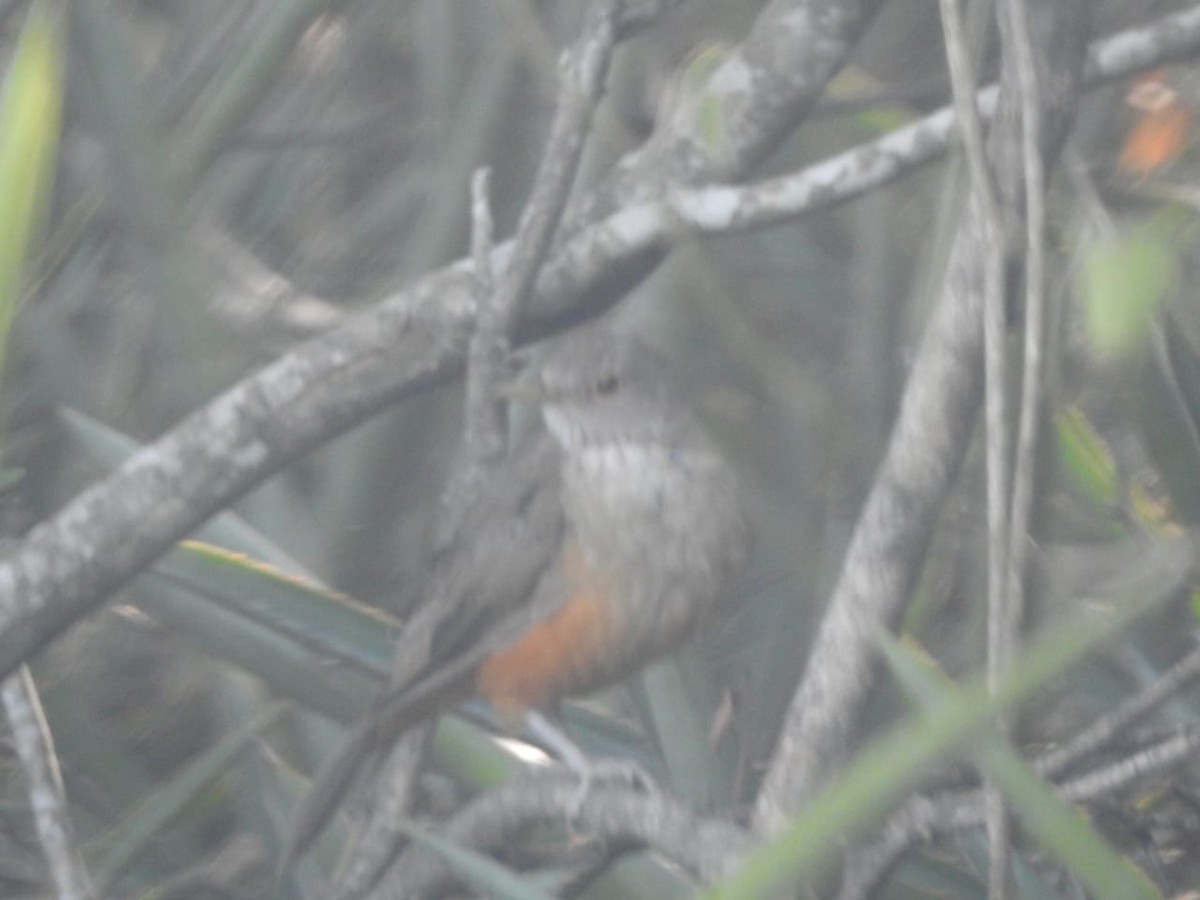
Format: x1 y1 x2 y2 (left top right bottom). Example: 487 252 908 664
3 667 93 900
989 2 1051 889
463 0 620 456
463 0 622 475
1000 0 1046 695
0 5 1196 687
1057 724 1200 801
200 223 342 339
938 2 1014 891
839 723 1200 900
492 0 621 338
171 0 1200 351
465 166 503 464
1037 640 1200 780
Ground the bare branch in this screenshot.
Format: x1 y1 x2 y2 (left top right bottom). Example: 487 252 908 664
494 0 620 336
0 0 884 682
381 767 754 898
839 722 1200 900
577 0 889 219
0 5 1195 687
3 667 93 900
986 2 1053 890
752 0 1091 838
938 1 1017 887
465 167 503 465
467 0 621 463
330 6 627 894
200 223 341 340
1000 0 1048 654
1037 639 1200 780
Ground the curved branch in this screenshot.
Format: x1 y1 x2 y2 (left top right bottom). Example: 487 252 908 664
382 767 754 898
0 0 887 678
0 5 1197 683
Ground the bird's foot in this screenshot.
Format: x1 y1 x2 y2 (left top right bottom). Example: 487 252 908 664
565 757 657 819
524 710 658 819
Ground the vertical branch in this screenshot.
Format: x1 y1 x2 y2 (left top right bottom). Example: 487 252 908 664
988 0 1050 893
453 0 625 520
753 0 1089 839
489 0 621 338
317 4 631 896
1001 0 1047 653
937 3 1014 890
936 0 1012 673
456 0 624 496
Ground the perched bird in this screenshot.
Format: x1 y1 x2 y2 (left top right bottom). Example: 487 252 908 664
282 326 748 876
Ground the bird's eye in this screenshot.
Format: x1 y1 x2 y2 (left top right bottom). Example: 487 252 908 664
595 374 619 395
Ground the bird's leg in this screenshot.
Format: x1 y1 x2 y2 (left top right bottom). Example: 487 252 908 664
524 710 656 818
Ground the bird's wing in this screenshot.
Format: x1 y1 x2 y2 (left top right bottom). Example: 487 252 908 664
281 426 566 868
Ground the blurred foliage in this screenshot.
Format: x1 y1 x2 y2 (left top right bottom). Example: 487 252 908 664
0 1 58 378
0 0 1196 897
1077 217 1178 362
1053 406 1121 519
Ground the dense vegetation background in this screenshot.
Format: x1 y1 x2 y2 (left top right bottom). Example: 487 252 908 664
0 1 1198 898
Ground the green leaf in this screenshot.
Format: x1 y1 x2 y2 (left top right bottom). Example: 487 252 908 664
703 588 1163 899
133 567 379 726
881 638 1161 900
156 540 396 680
429 716 522 791
678 44 730 156
679 43 729 93
91 702 288 890
58 405 523 814
0 2 63 378
393 817 560 900
976 743 1159 900
1055 407 1120 512
639 652 728 806
1077 224 1176 361
58 407 397 711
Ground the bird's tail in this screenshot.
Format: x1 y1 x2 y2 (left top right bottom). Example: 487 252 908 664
278 655 478 873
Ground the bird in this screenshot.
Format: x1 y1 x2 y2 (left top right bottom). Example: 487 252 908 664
280 325 748 879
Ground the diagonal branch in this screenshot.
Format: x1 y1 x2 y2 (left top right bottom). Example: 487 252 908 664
752 0 1092 837
0 5 1197 685
839 720 1200 900
0 0 887 679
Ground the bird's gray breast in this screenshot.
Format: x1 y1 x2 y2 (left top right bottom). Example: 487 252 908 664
559 438 745 673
